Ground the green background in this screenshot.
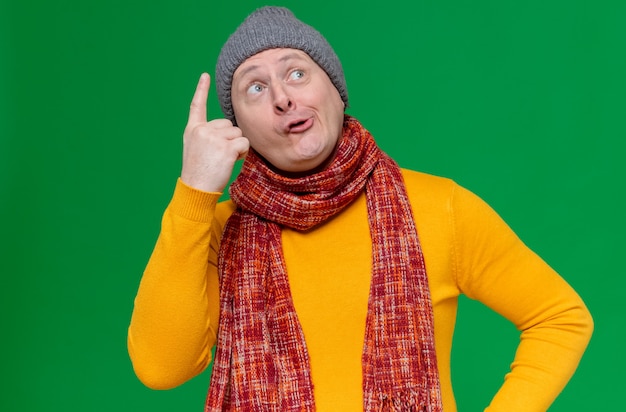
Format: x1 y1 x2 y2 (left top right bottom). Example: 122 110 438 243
2 0 624 410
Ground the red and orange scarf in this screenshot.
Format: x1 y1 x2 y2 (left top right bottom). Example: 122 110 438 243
205 116 442 411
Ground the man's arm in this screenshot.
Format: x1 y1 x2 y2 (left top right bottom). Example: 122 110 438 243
451 184 593 411
127 73 248 389
127 181 221 389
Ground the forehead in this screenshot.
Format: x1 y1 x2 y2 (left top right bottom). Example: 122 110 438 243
233 48 315 80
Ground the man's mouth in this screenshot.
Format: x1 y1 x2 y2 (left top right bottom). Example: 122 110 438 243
287 118 313 133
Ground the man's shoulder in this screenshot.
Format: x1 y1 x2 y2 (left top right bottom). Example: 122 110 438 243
398 168 465 219
400 168 457 194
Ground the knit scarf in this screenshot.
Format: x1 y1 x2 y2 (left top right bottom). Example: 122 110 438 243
205 116 442 411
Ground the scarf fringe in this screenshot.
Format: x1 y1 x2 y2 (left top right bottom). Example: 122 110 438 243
378 389 435 412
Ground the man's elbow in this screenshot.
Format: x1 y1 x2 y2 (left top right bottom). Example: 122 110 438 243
130 360 186 391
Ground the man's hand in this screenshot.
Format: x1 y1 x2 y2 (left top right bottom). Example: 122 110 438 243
181 73 249 193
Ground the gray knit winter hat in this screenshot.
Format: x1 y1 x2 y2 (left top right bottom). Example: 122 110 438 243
216 6 348 123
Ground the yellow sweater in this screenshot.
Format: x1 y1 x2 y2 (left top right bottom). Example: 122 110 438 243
128 169 593 411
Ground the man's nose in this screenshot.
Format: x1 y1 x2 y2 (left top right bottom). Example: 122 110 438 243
272 83 293 114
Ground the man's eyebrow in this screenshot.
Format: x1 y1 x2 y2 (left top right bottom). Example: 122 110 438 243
278 52 308 64
234 52 309 81
234 64 261 82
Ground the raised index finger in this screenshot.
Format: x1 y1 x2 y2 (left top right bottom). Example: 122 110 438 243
188 73 210 124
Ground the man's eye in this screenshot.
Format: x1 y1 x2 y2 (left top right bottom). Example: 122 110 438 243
247 84 263 94
289 70 305 80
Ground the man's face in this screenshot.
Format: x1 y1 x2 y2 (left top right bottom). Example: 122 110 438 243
231 48 345 174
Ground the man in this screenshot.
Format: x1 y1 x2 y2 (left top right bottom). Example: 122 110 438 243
128 6 593 411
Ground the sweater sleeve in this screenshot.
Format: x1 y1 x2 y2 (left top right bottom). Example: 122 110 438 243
450 183 593 411
127 179 223 390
